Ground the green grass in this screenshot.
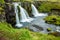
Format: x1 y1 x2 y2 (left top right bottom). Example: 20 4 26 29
0 22 60 40
0 0 5 4
44 15 60 26
38 2 60 13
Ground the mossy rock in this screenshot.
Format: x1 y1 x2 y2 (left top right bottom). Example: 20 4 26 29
47 28 52 32
44 15 60 26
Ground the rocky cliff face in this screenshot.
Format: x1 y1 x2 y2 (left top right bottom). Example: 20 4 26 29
21 1 41 17
0 3 6 22
4 0 16 26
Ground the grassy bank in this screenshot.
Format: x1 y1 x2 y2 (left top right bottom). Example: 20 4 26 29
44 15 60 26
0 22 60 40
38 2 60 13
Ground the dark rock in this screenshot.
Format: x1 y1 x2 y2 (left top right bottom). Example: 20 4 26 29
52 18 56 20
45 21 48 23
4 1 16 26
47 28 52 32
48 32 60 37
0 13 6 22
4 0 12 3
32 24 43 31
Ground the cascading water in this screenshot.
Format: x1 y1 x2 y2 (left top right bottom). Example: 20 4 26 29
23 7 34 21
31 4 47 17
19 6 33 22
13 3 23 27
31 4 40 17
23 8 31 19
56 27 60 32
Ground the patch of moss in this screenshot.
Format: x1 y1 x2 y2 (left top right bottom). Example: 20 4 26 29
38 2 60 13
47 28 52 32
44 15 60 26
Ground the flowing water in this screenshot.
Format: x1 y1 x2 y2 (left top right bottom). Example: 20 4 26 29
28 15 60 33
13 3 23 27
31 4 47 17
19 6 34 22
13 3 60 33
30 4 60 33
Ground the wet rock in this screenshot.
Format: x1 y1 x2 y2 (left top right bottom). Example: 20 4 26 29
32 24 43 31
4 3 16 26
47 28 52 32
45 21 48 23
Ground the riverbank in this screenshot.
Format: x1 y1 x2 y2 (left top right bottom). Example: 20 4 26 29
0 22 60 40
44 15 60 26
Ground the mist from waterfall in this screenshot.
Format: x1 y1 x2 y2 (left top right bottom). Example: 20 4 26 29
13 3 23 27
19 6 33 22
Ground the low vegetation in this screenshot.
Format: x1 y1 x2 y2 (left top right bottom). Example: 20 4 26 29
0 22 60 40
44 15 60 26
38 2 60 13
0 0 5 4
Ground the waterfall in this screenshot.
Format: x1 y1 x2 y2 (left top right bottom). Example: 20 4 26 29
23 7 34 21
23 8 30 19
31 4 40 17
31 4 48 17
19 6 34 22
13 3 23 27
